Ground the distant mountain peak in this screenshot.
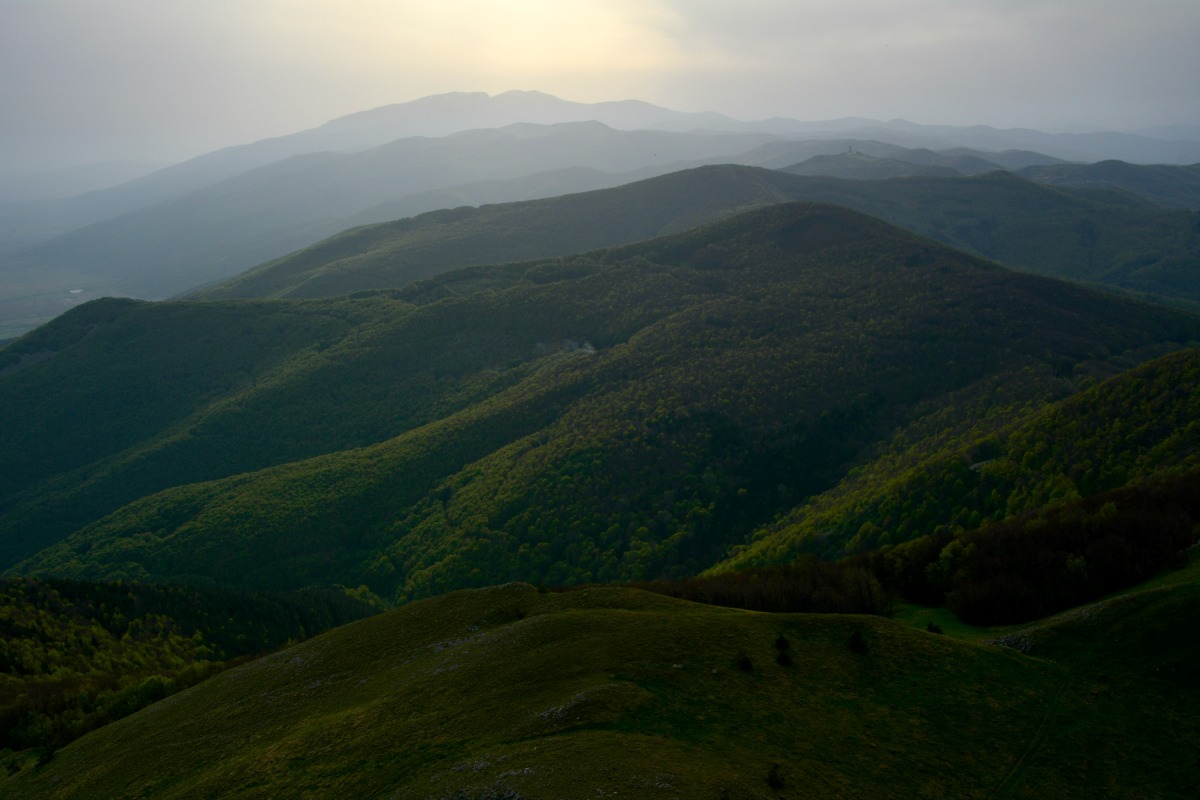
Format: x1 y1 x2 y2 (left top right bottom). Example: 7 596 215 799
493 88 570 101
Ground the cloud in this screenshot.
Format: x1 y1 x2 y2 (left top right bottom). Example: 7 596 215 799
0 2 282 167
1 0 1197 171
637 0 1200 126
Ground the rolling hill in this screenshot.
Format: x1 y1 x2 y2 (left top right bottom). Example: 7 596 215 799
5 564 1197 798
193 165 1200 310
189 165 807 300
1018 160 1200 209
780 147 1009 179
9 124 782 302
4 89 1200 797
6 90 759 236
5 203 1198 602
5 88 1197 340
722 346 1200 568
783 152 962 179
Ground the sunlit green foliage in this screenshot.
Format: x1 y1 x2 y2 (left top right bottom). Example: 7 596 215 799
730 347 1200 567
849 468 1200 625
0 578 377 755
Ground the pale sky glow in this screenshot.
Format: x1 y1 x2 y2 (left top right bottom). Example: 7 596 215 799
1 0 1198 173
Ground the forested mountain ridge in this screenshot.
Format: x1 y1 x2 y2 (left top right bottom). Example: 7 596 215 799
192 164 1200 309
0 296 392 566
1018 160 1200 210
10 125 782 301
190 164 803 300
781 151 964 180
7 203 1198 603
5 88 1197 340
719 346 1200 569
6 84 1200 796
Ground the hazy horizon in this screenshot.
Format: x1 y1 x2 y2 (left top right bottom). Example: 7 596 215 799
3 0 1198 175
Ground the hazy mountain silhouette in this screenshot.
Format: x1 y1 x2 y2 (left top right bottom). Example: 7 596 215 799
1018 160 1200 209
12 124 781 299
3 90 1197 339
193 165 1200 309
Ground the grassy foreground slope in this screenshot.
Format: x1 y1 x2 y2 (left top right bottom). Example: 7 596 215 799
7 569 1198 799
12 204 1200 600
976 556 1200 798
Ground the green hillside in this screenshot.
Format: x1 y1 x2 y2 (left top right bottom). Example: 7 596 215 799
6 566 1198 798
723 346 1200 568
717 170 1200 308
189 164 801 300
0 295 410 565
7 204 1198 602
0 578 377 759
192 165 1200 309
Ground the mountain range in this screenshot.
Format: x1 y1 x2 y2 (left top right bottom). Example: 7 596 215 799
4 90 1200 795
1018 160 1200 209
191 164 1200 311
0 130 1072 315
4 89 1200 340
4 203 1197 602
7 124 783 301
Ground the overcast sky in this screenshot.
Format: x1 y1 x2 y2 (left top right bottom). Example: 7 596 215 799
2 0 1198 173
